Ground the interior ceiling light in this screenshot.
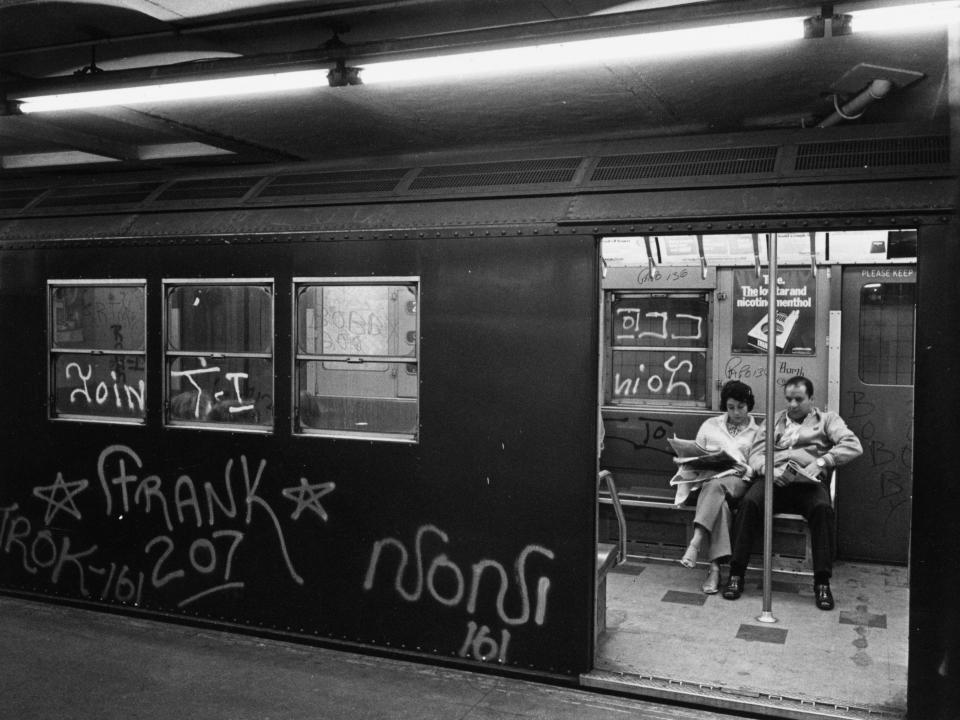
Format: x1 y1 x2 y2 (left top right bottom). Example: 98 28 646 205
849 1 960 33
9 2 959 113
16 70 330 113
360 17 807 85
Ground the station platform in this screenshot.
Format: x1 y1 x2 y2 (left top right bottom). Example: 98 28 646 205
0 594 759 720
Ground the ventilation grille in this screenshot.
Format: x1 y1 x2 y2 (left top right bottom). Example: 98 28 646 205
590 146 779 182
0 188 44 211
258 168 409 198
408 157 582 190
794 135 949 171
33 181 163 208
155 176 265 202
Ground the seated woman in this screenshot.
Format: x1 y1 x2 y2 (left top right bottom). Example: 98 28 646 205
672 380 759 594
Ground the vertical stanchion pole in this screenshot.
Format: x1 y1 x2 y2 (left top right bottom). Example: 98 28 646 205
757 232 778 624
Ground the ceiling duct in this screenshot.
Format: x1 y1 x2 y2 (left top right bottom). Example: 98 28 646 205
817 63 925 128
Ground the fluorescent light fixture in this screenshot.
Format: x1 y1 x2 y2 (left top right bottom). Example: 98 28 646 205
138 142 234 160
18 69 329 113
849 1 960 34
361 17 806 84
2 151 119 169
11 2 958 112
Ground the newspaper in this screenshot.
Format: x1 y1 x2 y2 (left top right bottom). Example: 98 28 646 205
781 459 822 484
667 436 739 472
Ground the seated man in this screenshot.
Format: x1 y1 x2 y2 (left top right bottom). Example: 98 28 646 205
722 375 863 610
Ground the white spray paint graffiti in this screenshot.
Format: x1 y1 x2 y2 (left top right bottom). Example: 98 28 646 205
0 445 335 608
66 362 145 412
363 523 555 663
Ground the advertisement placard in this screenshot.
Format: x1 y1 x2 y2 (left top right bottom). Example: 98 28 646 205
732 268 815 355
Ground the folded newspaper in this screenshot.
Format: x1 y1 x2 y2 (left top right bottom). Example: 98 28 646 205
781 459 822 484
667 437 739 472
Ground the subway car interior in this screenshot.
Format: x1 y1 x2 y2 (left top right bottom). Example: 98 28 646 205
1 2 959 719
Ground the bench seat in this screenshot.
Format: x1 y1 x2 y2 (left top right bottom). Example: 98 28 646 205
598 492 814 575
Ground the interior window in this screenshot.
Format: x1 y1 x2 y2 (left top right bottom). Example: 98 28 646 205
859 282 916 385
606 292 709 407
294 279 418 442
49 281 147 423
164 281 274 429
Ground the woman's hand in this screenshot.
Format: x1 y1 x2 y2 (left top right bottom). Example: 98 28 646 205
734 462 752 478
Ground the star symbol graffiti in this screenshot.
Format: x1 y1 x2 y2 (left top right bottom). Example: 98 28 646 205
32 472 90 525
281 477 336 522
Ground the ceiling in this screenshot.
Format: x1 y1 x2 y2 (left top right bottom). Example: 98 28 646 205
0 0 951 178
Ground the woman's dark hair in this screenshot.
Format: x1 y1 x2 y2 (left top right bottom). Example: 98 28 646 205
721 380 755 411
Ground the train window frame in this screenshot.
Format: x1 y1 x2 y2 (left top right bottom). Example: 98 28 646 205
604 290 712 409
858 281 916 386
162 278 275 433
293 277 420 444
48 279 148 425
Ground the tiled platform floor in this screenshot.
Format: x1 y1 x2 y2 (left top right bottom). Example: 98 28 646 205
596 558 909 717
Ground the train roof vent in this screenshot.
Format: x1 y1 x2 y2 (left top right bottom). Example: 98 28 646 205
33 181 164 208
794 135 949 171
0 187 45 211
257 168 409 198
154 176 265 202
408 157 582 190
589 146 779 183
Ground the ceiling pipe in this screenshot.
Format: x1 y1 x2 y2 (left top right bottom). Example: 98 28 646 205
817 77 893 127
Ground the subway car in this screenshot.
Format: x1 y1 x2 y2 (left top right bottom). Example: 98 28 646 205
0 124 956 720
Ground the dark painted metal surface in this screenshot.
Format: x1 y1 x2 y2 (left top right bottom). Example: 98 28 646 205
838 265 915 564
0 232 599 677
909 222 960 720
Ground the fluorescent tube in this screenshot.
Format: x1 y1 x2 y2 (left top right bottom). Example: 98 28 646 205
18 69 329 113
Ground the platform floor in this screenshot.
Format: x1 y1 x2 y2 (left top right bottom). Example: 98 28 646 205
0 594 763 720
594 558 909 719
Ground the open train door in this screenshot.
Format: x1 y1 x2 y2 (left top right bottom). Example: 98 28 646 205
838 264 916 564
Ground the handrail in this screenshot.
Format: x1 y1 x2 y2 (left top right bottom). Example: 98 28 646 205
599 470 627 567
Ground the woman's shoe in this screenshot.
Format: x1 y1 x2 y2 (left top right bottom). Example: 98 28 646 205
702 565 720 594
680 545 699 568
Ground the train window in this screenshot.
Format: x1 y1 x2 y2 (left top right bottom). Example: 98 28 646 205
294 279 419 442
606 292 709 407
164 281 274 430
48 280 147 423
859 282 916 385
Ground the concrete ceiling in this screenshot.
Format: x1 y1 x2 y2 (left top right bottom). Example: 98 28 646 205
0 0 951 176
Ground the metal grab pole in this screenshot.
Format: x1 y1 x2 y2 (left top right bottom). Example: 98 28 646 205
758 232 778 624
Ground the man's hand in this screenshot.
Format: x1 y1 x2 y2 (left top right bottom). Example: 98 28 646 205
802 459 825 479
774 471 790 487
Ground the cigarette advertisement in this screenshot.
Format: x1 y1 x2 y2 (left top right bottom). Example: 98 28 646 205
732 268 815 355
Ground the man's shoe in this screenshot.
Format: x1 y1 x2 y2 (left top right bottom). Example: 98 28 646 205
815 583 835 610
722 575 743 600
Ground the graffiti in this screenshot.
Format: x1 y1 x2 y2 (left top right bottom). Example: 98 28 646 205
282 477 337 522
32 473 89 525
634 267 692 285
613 354 694 398
723 357 812 384
66 362 146 413
171 358 255 418
0 445 335 608
604 415 675 455
363 524 553 626
0 503 97 594
844 391 912 531
363 524 555 664
458 621 511 663
615 308 703 342
145 531 245 608
90 291 145 340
